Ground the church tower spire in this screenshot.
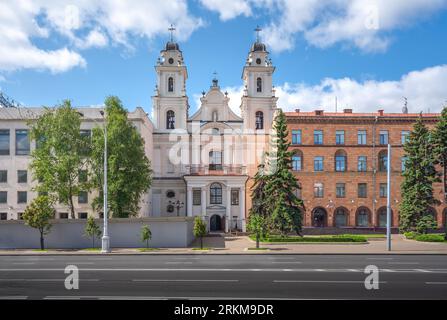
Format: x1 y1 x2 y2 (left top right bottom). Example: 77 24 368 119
152 25 189 131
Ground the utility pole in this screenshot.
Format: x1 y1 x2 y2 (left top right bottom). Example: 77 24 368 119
387 144 392 251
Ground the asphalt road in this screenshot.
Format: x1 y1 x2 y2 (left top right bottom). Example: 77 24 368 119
0 254 446 300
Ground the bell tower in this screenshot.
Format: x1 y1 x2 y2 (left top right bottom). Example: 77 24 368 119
241 26 277 132
152 25 188 131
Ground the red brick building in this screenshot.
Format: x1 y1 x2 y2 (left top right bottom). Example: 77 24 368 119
285 109 446 230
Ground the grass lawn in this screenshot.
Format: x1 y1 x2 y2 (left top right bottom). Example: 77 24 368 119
247 247 270 250
138 248 160 252
32 249 48 252
82 248 101 251
249 234 367 243
192 247 213 251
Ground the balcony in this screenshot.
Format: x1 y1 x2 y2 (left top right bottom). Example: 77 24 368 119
187 165 247 176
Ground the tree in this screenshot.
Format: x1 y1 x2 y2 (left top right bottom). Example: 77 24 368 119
433 106 447 202
264 109 304 236
29 100 91 219
400 116 440 232
247 214 268 249
91 96 153 218
415 215 438 234
84 216 101 248
250 155 271 219
22 195 55 250
141 225 152 248
193 216 207 249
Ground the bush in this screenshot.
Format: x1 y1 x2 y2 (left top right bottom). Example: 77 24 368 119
250 235 367 243
404 231 418 239
414 233 446 242
415 215 438 234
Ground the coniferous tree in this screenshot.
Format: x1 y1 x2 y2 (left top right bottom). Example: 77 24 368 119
264 109 304 236
432 106 447 202
249 154 271 219
400 116 439 232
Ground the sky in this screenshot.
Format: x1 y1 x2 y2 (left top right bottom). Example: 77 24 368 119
0 0 447 117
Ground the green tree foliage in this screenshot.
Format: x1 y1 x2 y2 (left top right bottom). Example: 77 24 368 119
247 214 268 249
250 155 271 218
84 216 101 248
91 96 153 218
400 116 439 232
22 195 55 250
264 110 304 236
141 224 152 248
29 101 91 219
193 216 207 249
415 215 438 234
432 106 447 202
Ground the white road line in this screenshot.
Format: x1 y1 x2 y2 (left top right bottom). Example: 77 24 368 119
347 269 360 272
315 269 326 272
132 279 239 282
12 262 35 265
426 282 447 285
388 262 419 265
0 296 28 300
381 269 396 272
415 269 432 273
273 280 387 284
367 257 393 260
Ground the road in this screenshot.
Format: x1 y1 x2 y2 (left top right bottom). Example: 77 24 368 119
0 254 446 300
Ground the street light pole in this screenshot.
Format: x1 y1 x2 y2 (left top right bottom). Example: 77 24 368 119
101 110 110 253
386 144 392 251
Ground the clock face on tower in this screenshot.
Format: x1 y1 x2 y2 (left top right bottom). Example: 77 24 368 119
256 58 261 65
168 58 174 64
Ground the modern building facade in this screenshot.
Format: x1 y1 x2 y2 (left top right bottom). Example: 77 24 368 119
286 109 447 229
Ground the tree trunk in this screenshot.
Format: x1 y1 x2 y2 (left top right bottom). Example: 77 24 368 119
69 195 75 219
146 239 149 248
40 233 44 250
92 237 95 248
200 237 203 249
443 158 447 202
256 233 260 249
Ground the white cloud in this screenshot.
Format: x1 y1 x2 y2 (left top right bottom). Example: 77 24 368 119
275 65 447 113
199 0 252 21
200 0 447 53
0 0 202 73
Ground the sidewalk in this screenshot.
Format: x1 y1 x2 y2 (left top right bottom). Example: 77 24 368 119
0 234 446 255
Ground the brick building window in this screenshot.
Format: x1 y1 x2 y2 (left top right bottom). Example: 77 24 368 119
356 208 370 227
358 183 367 198
358 156 367 172
0 212 6 220
17 191 27 204
335 130 345 145
314 130 323 145
336 183 346 198
0 170 7 183
314 156 324 172
401 156 408 172
292 130 301 145
335 150 347 172
314 183 324 198
357 130 367 145
379 130 388 145
292 153 302 171
379 183 387 198
193 189 201 205
17 170 27 183
378 150 388 172
401 131 410 145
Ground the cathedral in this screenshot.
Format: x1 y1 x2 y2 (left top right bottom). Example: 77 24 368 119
149 33 278 232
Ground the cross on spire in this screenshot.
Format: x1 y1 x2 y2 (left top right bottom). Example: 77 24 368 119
168 24 176 42
254 25 262 42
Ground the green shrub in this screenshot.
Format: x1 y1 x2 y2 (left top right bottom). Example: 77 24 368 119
404 231 418 239
414 233 446 242
250 235 367 243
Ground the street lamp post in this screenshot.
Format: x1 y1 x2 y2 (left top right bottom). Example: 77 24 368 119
386 144 392 251
169 200 184 217
100 110 110 253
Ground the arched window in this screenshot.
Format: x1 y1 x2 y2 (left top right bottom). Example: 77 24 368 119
356 207 371 227
168 77 174 92
334 207 348 227
209 151 222 170
166 110 175 129
378 150 388 172
255 111 264 130
335 150 347 172
292 150 303 171
377 206 393 227
256 77 262 93
210 183 222 204
212 128 220 135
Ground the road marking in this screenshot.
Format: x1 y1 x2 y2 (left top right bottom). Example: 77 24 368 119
12 262 35 265
0 279 99 282
347 269 360 272
388 262 419 265
0 296 28 300
132 279 239 282
414 269 431 273
273 280 387 284
165 262 193 265
315 269 326 272
381 269 396 272
367 257 393 260
426 282 447 285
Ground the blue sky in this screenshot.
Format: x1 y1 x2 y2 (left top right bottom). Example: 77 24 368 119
1 1 447 115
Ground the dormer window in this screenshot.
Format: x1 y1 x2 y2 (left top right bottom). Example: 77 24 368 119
256 77 262 93
168 77 174 93
166 110 175 129
255 111 264 130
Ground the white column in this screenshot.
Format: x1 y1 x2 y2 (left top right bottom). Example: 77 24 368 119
201 187 206 216
187 186 193 217
239 186 246 232
226 187 231 233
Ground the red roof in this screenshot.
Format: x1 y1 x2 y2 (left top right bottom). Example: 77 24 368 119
285 111 440 118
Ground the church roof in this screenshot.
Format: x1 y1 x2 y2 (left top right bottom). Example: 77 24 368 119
165 41 180 51
251 41 267 52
